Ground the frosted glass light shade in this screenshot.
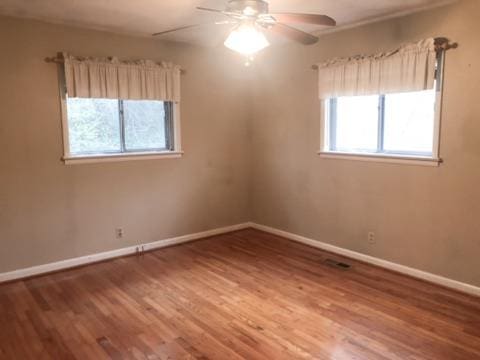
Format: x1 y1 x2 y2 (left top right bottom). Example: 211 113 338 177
224 24 270 56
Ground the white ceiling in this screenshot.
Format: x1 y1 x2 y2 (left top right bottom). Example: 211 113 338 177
0 0 455 46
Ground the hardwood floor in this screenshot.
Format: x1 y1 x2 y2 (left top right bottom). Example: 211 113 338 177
0 229 479 359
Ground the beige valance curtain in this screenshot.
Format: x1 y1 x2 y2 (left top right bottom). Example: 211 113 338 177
316 38 437 99
63 53 181 102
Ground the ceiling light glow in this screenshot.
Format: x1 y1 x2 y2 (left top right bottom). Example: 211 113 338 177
224 23 270 56
243 6 256 16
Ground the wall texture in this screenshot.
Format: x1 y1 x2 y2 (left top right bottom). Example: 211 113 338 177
250 0 480 287
0 16 252 273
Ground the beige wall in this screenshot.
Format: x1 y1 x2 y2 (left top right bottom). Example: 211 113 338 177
250 0 480 287
0 16 252 272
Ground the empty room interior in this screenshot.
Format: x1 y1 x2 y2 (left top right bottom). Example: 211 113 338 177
1 0 480 358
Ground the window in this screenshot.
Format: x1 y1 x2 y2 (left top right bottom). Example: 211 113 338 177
62 98 181 163
324 89 437 157
320 50 444 166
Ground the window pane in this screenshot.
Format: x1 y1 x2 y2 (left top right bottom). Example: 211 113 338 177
383 90 435 155
334 95 379 151
123 100 167 151
67 98 121 154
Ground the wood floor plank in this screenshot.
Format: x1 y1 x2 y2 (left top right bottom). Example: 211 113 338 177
0 229 479 359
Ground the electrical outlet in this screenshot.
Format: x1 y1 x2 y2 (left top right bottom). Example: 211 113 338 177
115 228 124 239
368 231 376 244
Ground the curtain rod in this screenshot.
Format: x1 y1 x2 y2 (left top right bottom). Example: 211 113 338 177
44 55 187 75
311 37 457 70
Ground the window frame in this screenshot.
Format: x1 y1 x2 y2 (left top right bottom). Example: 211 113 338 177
319 51 445 167
58 79 182 165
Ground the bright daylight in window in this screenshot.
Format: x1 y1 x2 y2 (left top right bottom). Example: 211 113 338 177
65 98 174 157
324 88 438 158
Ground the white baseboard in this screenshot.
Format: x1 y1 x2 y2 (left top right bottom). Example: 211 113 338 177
250 222 480 297
0 223 251 283
3 221 479 297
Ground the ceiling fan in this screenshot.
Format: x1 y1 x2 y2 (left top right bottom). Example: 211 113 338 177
152 0 336 61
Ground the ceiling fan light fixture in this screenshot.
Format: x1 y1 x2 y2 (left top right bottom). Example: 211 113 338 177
242 6 256 16
224 23 270 56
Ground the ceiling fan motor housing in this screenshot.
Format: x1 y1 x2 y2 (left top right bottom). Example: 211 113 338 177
227 0 269 15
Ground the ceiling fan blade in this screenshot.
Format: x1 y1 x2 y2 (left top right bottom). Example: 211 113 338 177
196 7 225 14
152 24 209 36
196 6 240 19
270 13 336 26
267 23 319 45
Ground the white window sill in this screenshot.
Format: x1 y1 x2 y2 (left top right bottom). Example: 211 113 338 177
318 151 442 167
63 151 184 165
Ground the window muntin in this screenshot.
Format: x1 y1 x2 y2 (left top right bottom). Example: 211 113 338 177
325 89 437 158
65 98 174 156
